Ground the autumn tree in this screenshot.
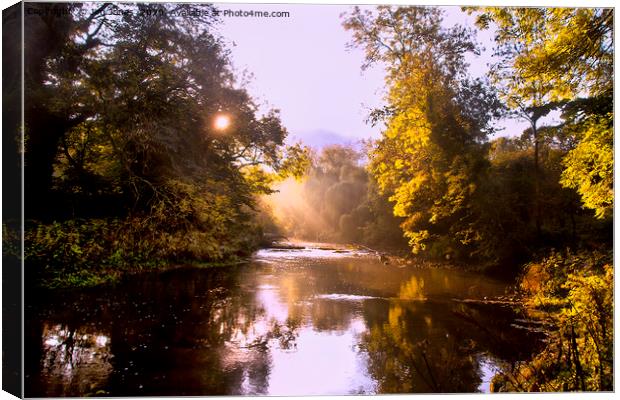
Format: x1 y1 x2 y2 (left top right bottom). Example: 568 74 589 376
343 6 502 260
471 7 613 220
468 8 614 391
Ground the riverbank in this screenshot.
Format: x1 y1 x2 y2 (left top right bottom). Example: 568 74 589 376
24 254 254 291
375 244 614 392
489 248 613 392
19 218 261 290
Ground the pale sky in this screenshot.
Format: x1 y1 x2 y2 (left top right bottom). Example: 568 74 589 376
215 3 541 148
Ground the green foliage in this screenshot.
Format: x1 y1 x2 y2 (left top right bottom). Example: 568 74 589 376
492 249 613 391
469 135 586 266
277 143 313 181
25 213 261 289
26 219 154 289
45 6 291 214
2 223 20 259
347 6 612 265
23 3 301 288
470 6 614 223
470 7 612 103
358 178 409 250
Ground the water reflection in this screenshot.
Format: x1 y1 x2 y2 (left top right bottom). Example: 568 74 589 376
37 324 113 396
26 244 543 396
362 301 484 392
399 275 427 300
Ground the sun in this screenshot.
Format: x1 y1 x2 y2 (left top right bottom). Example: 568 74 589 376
214 114 231 131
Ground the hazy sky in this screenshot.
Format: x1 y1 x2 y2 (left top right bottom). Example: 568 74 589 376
215 3 536 148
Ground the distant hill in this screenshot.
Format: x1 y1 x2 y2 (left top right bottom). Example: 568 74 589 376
287 129 365 151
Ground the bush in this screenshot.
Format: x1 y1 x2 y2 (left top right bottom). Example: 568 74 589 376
492 249 613 391
25 216 260 289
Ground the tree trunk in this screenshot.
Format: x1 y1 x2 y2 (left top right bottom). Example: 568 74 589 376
532 121 541 237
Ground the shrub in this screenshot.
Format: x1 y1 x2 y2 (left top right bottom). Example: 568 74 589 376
493 249 613 391
25 216 260 289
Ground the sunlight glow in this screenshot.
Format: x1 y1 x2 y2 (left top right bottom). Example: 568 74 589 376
214 114 231 131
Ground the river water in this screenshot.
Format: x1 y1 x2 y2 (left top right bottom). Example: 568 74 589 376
25 243 544 396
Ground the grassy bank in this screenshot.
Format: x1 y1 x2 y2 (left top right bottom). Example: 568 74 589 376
19 218 260 289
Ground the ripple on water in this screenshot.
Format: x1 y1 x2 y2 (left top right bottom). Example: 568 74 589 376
254 244 371 262
313 294 380 302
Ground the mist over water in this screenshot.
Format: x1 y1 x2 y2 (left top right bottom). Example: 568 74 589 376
260 145 407 249
261 178 331 241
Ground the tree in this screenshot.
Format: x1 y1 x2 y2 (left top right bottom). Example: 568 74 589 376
24 3 217 216
27 3 304 219
470 7 613 219
24 3 308 286
474 8 565 235
343 6 501 259
560 116 613 220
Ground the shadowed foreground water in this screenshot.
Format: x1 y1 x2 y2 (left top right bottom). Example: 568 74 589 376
25 243 544 396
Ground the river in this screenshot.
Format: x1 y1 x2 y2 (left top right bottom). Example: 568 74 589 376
25 242 544 396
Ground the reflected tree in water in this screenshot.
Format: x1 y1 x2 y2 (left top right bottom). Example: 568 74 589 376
360 301 482 393
34 324 113 396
